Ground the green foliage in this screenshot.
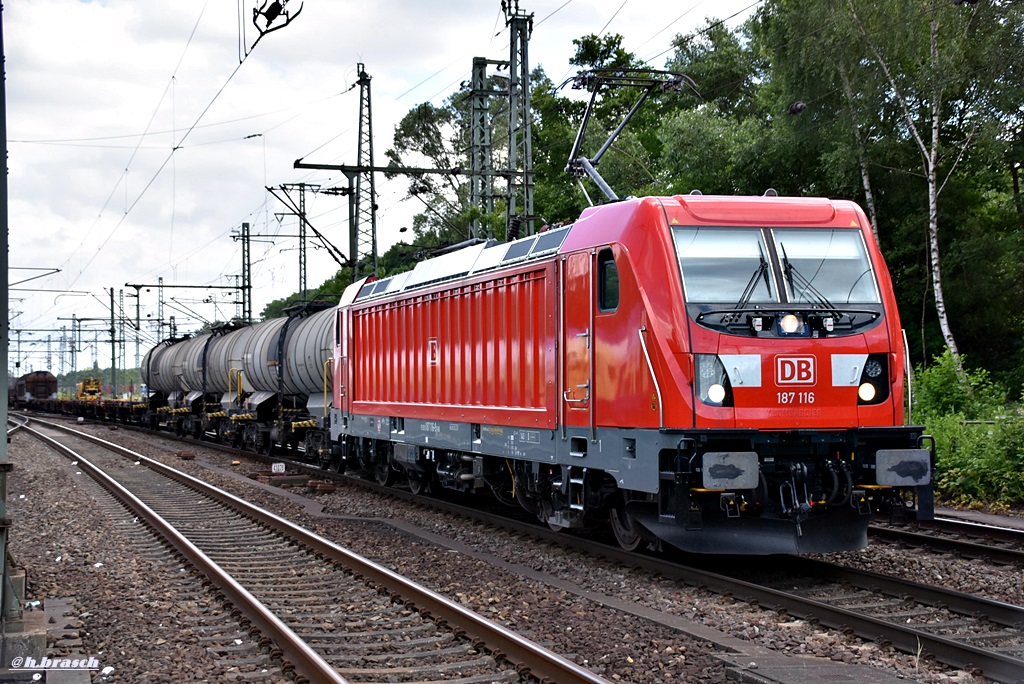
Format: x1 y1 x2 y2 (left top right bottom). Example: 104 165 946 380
913 349 1024 507
530 71 588 224
928 413 1024 508
913 349 1008 421
658 106 767 195
668 17 763 120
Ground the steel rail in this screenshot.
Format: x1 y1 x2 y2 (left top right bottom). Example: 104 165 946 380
34 418 612 684
6 416 28 436
300 466 1024 684
790 556 1024 627
40 415 1024 682
869 524 1024 566
928 515 1024 544
21 421 346 684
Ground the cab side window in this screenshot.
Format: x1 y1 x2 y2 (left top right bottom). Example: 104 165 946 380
598 248 619 312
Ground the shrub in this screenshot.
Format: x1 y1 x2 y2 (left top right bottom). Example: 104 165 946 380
913 349 1024 507
912 348 1007 421
930 414 1024 506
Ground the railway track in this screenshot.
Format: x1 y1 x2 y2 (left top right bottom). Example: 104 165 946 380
707 555 1024 683
233 444 1024 683
18 416 611 684
868 517 1024 566
26 414 1024 682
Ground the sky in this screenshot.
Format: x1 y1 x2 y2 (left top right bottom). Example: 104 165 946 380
5 0 758 376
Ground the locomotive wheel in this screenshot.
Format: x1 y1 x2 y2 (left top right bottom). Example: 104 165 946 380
374 462 394 487
514 486 541 516
609 503 643 552
408 474 431 495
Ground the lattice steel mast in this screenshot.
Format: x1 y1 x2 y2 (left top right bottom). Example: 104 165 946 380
470 57 505 239
504 0 535 239
353 64 378 279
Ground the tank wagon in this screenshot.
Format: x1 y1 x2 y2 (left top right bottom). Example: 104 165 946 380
330 193 934 554
141 305 335 455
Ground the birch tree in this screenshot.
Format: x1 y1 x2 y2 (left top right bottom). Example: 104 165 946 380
845 0 981 377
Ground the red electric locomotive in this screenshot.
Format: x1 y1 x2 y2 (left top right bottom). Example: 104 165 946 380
330 192 933 554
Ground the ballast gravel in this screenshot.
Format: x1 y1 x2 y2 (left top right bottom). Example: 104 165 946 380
9 423 1011 683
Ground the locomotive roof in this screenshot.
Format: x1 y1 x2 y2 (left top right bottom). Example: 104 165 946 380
353 223 573 302
348 193 868 305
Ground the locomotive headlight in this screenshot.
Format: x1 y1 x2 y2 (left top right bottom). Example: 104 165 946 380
779 314 803 334
857 354 890 405
695 354 733 407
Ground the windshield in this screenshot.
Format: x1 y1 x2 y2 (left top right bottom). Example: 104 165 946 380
773 229 880 304
674 228 778 303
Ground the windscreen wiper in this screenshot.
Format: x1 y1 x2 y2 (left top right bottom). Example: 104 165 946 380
780 243 839 313
734 242 770 312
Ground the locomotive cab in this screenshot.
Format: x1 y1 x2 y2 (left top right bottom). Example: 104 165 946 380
619 195 934 553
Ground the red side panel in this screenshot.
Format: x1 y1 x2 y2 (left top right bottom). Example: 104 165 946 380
349 263 557 428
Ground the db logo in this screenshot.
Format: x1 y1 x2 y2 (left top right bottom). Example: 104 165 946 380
776 356 815 385
427 338 439 366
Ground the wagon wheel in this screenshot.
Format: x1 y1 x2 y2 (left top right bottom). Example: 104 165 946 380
315 450 332 470
609 500 643 552
313 442 333 471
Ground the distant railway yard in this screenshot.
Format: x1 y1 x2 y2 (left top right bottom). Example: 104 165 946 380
7 413 1023 683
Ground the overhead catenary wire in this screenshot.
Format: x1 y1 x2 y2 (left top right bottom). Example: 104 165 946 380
60 2 212 289
13 1 773 370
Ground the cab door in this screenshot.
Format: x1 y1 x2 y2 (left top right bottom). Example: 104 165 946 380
561 251 593 429
334 308 349 419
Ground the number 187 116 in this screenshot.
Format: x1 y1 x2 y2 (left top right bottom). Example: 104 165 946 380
777 391 814 404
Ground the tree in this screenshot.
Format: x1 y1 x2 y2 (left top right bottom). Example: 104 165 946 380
752 0 1024 384
259 9 1024 388
842 0 970 375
